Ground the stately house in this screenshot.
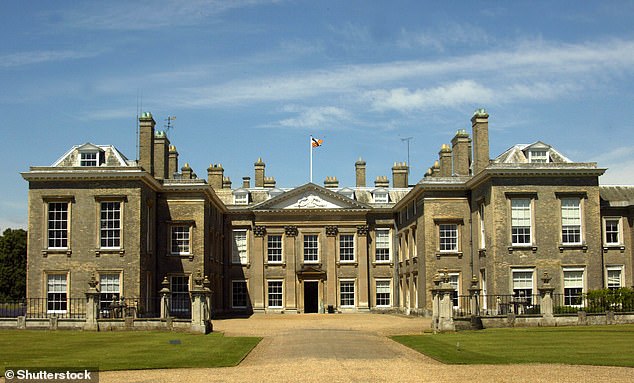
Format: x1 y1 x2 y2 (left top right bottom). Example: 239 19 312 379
22 109 634 318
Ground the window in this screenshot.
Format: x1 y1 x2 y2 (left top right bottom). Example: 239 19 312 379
99 273 121 313
448 273 459 308
47 274 67 313
529 150 548 163
339 234 355 262
170 226 190 255
607 266 623 290
479 203 486 249
232 280 248 308
604 218 620 245
267 280 283 308
80 152 98 167
511 199 531 245
340 280 355 307
232 230 248 264
439 224 458 252
47 202 68 249
512 270 534 305
376 280 391 307
561 198 581 244
375 229 391 261
267 235 283 263
234 193 248 205
100 201 121 248
170 275 191 316
373 191 388 203
563 269 584 306
303 234 319 263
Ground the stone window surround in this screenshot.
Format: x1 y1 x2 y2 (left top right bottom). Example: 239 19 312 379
94 195 127 256
41 196 75 257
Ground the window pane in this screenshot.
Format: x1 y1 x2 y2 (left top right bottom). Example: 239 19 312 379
339 234 355 262
304 235 319 262
170 276 191 316
564 270 584 306
605 220 619 244
232 281 248 308
232 230 247 264
47 274 67 312
511 199 531 245
375 229 390 261
439 224 457 252
100 202 121 248
267 281 283 307
267 235 283 263
340 281 355 306
48 202 68 248
376 280 390 307
171 226 190 254
607 269 622 290
99 274 121 312
561 198 581 244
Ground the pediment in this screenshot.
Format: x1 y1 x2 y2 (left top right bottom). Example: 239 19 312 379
253 183 369 210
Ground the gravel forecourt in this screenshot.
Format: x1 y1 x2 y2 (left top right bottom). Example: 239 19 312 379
98 314 633 383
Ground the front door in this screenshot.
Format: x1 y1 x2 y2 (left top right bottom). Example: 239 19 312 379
304 281 319 313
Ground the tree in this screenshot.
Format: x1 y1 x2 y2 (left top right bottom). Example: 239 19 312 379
0 228 27 300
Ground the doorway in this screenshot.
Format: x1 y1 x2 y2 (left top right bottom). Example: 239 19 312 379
304 281 319 313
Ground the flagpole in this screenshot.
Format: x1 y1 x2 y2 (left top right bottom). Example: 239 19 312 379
309 135 313 183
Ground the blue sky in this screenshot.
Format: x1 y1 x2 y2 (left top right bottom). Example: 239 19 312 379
2 1 634 230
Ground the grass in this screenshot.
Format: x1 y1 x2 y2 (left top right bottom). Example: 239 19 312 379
393 325 634 367
0 330 261 371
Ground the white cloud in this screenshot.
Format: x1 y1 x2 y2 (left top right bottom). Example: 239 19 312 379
273 106 352 129
58 0 282 30
0 50 101 68
366 80 495 112
398 23 493 51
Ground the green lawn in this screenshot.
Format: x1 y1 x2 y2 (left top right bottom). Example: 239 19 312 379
393 325 634 367
0 331 261 371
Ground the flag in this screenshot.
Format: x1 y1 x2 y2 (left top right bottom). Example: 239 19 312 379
312 137 323 148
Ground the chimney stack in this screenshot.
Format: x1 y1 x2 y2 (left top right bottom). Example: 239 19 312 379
242 176 251 189
451 129 471 176
431 161 440 177
139 112 155 175
207 164 224 190
181 163 192 179
223 176 232 189
374 176 389 188
168 145 179 178
254 158 265 188
355 158 366 187
263 176 276 188
471 108 490 175
392 162 409 188
153 131 170 180
324 176 339 189
438 144 453 177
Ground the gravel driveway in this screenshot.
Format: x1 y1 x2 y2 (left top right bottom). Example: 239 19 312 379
100 314 634 383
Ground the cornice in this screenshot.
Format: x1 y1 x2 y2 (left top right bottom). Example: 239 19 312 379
21 168 162 190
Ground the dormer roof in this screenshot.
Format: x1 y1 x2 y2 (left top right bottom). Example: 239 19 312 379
493 141 573 164
51 143 133 167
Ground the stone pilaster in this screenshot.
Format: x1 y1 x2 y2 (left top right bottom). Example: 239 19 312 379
356 225 369 311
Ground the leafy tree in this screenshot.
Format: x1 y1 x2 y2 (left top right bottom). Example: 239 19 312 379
0 229 27 300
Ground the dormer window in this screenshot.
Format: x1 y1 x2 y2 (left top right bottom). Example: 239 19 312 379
76 143 105 167
373 189 389 203
338 188 355 200
528 150 548 163
233 190 249 205
80 152 98 167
